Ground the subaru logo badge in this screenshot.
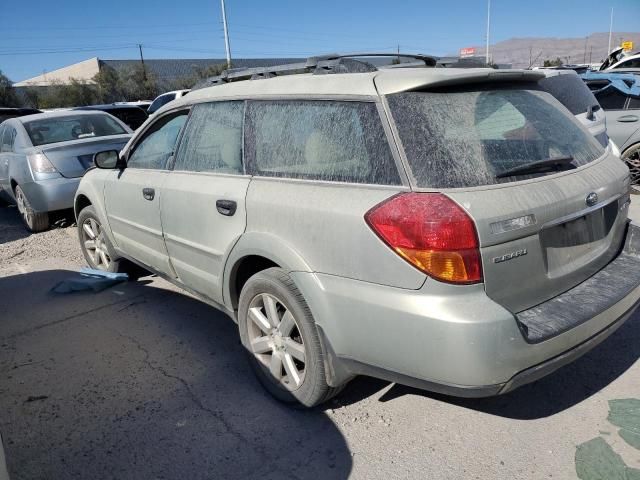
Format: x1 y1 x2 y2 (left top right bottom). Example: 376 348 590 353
586 192 598 207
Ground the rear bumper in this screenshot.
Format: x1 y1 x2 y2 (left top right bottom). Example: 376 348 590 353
292 223 640 396
20 177 80 213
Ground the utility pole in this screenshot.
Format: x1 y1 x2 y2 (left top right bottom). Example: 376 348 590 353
138 44 147 81
485 0 491 65
589 45 593 64
607 7 613 54
220 0 232 69
583 37 587 63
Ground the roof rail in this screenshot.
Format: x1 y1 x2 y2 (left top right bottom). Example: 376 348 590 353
191 52 439 90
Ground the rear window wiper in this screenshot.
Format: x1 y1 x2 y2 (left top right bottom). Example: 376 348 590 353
495 156 575 179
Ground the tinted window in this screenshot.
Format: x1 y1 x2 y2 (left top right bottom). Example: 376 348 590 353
174 101 243 174
245 101 400 185
104 108 147 130
616 58 640 69
388 89 604 188
128 112 188 170
148 94 177 115
594 88 629 110
539 74 599 115
24 114 127 146
627 96 640 110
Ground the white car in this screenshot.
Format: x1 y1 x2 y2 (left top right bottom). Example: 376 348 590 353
147 90 190 117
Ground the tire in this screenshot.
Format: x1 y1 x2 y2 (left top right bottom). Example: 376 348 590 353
238 267 343 407
77 205 146 277
14 185 49 232
622 143 640 194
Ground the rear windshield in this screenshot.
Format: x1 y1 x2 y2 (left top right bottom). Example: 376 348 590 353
24 114 127 146
387 88 604 188
538 74 599 115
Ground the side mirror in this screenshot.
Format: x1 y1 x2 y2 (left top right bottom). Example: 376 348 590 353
94 150 125 169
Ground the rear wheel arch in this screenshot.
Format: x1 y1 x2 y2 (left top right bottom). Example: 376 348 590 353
228 255 280 311
223 233 313 311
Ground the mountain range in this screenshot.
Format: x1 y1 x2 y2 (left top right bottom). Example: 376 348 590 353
459 32 640 68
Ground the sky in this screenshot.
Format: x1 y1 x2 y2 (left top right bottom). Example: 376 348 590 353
1 0 639 82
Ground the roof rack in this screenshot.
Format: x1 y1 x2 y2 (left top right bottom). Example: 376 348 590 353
192 52 439 90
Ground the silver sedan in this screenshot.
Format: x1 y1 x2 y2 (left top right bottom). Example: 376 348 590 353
0 110 132 232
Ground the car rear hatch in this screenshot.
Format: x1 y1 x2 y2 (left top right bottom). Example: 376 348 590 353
38 134 131 178
385 80 631 325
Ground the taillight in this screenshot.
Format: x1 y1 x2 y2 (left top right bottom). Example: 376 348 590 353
365 193 483 284
27 153 57 173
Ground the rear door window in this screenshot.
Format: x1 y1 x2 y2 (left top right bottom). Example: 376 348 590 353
594 89 629 110
245 100 401 185
173 101 243 174
387 88 604 188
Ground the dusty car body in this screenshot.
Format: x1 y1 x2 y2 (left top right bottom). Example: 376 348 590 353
75 55 640 407
0 110 131 231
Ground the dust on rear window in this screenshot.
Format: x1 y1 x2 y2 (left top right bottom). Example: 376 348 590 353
387 88 604 188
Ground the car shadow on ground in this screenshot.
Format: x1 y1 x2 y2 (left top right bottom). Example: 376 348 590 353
0 206 29 245
371 313 640 420
0 270 352 480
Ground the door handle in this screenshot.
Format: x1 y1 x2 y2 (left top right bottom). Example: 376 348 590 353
216 199 237 216
142 187 155 201
618 115 639 123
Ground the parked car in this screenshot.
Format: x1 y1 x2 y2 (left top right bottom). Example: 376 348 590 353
76 55 640 407
114 100 153 113
600 46 640 71
147 90 190 116
0 108 41 123
0 110 132 231
582 71 640 187
74 104 148 130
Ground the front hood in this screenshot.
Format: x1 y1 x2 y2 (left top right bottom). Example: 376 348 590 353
29 134 131 178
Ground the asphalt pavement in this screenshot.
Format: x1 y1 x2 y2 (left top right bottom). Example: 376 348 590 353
1 203 639 480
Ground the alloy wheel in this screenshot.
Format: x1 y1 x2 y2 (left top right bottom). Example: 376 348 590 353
623 145 640 191
247 293 306 391
81 218 111 270
15 188 33 226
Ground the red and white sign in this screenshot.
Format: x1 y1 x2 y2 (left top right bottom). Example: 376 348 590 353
460 47 476 58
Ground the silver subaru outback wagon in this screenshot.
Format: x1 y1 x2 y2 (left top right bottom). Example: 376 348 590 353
75 54 640 407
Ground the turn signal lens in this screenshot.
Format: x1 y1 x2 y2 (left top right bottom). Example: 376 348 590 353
365 193 482 284
27 153 57 173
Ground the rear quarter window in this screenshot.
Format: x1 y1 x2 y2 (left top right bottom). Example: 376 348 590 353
387 88 604 188
245 100 401 185
538 74 599 115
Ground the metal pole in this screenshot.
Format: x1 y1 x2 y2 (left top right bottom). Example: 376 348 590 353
486 0 491 65
138 44 147 81
607 7 613 54
221 0 232 69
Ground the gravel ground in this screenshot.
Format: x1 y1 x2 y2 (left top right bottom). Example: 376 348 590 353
1 203 639 480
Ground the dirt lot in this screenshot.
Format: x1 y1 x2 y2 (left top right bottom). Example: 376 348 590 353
1 203 640 480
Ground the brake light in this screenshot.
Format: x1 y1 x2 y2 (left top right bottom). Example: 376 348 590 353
365 193 482 284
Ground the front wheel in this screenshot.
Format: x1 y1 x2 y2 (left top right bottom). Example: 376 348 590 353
238 267 343 407
15 185 49 232
77 205 146 277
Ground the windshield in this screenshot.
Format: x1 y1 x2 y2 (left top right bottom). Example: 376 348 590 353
24 114 127 146
387 88 604 188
